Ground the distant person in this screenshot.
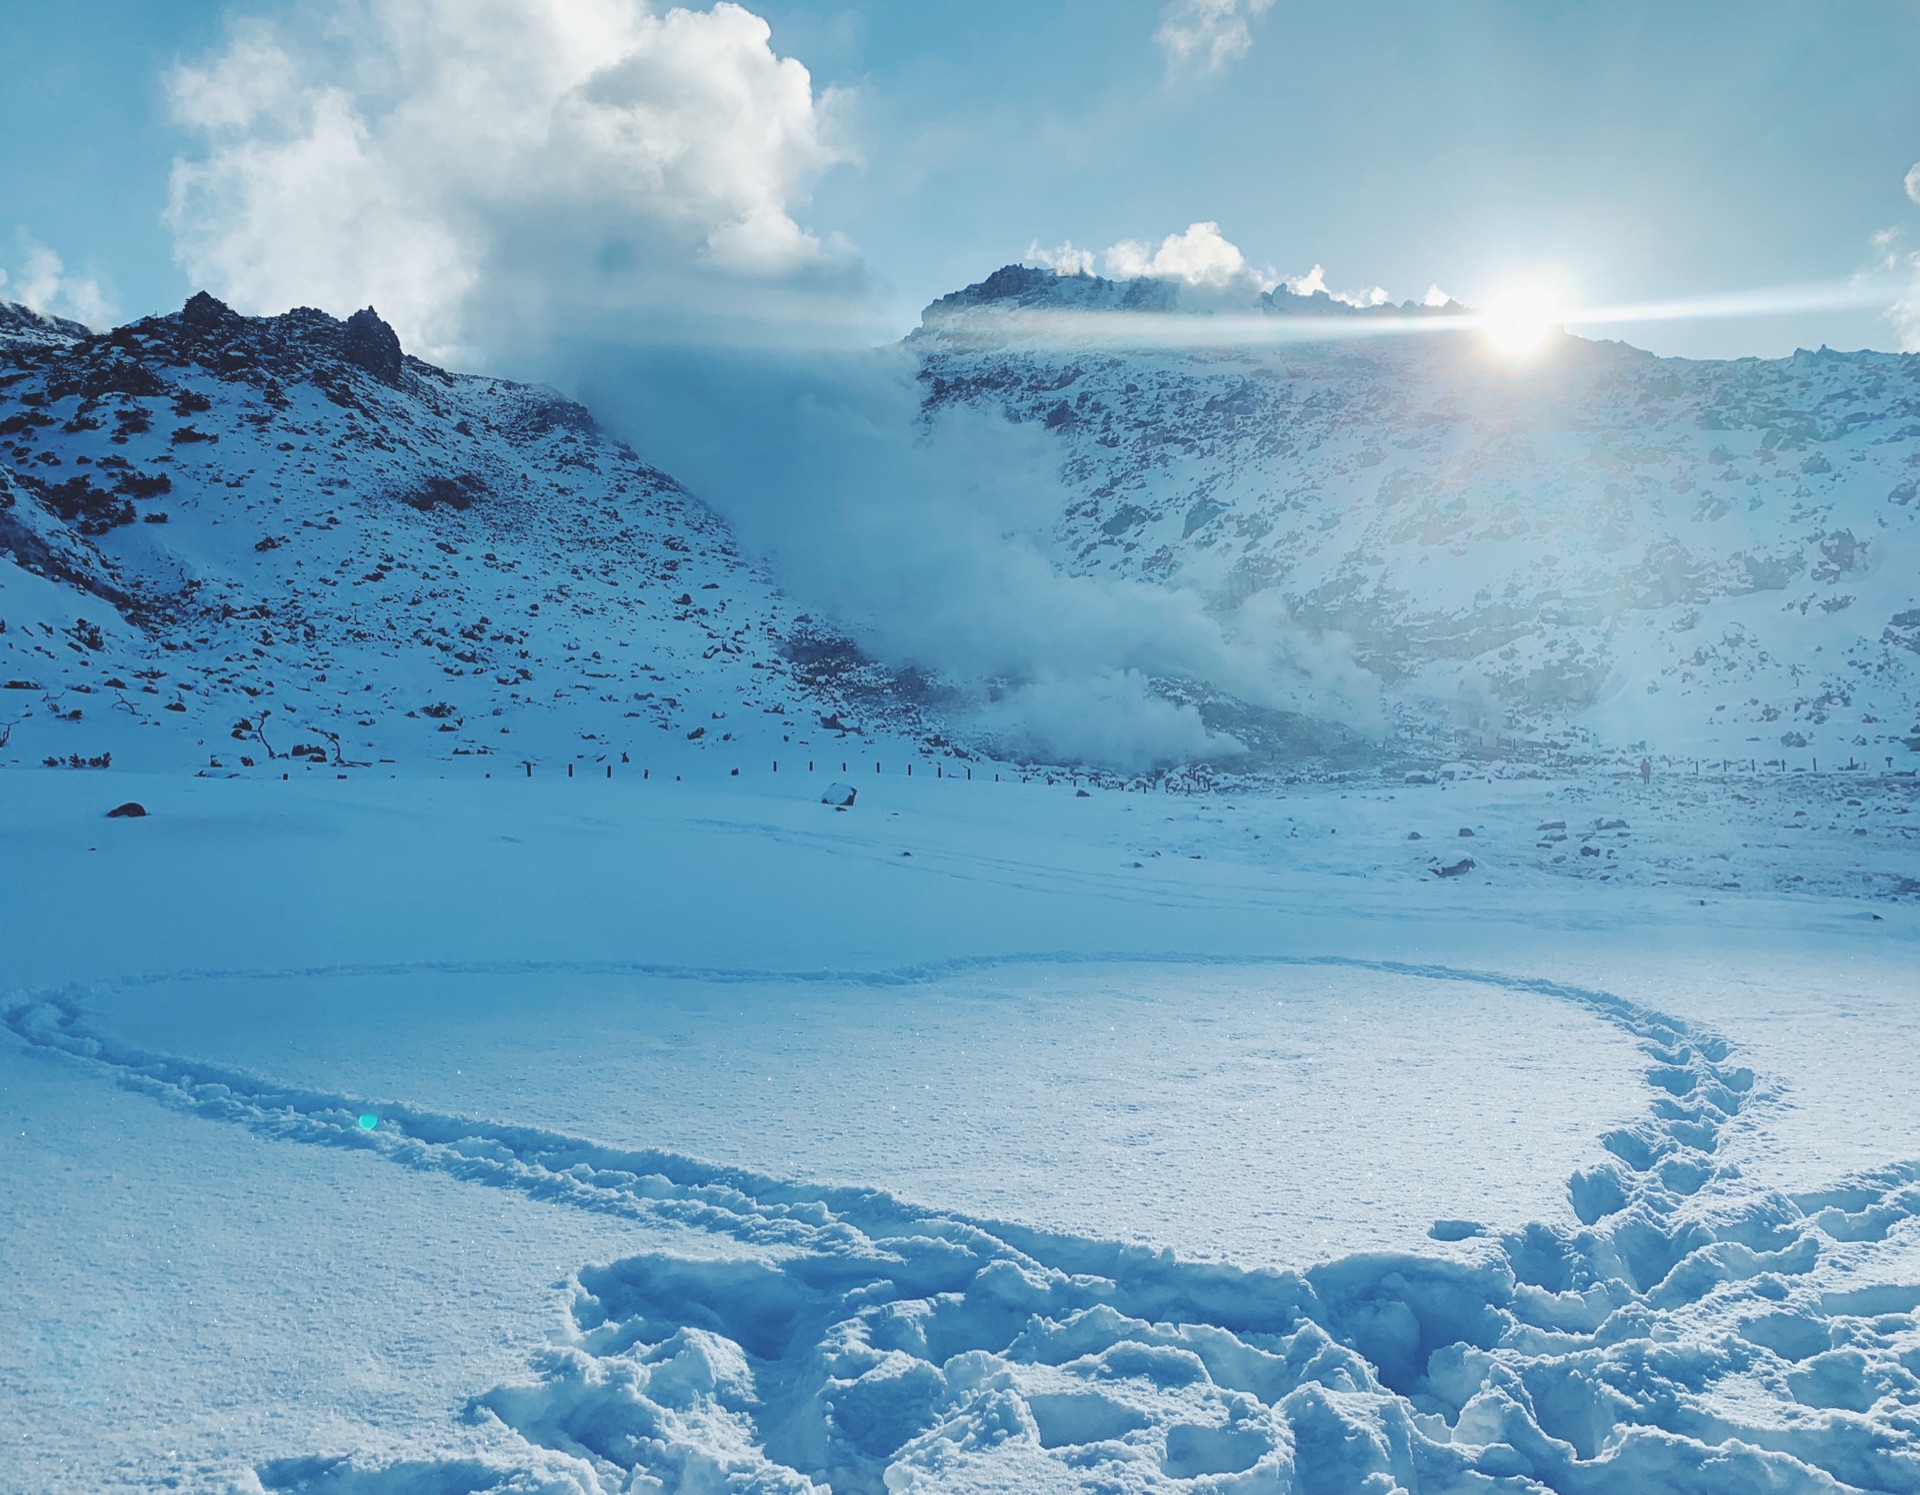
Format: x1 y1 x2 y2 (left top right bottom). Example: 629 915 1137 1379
1640 757 1652 784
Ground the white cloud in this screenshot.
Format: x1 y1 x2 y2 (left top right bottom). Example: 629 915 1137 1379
1906 162 1920 206
1874 228 1920 351
1155 0 1275 79
1025 240 1097 277
1278 261 1391 307
1103 221 1270 289
1093 226 1399 308
2 233 113 327
166 0 854 364
1283 263 1328 297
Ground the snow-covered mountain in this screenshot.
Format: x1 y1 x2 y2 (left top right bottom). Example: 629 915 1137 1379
10 272 1919 779
0 294 912 775
912 265 1920 765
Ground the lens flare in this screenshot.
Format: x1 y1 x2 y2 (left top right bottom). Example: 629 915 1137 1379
1480 286 1563 355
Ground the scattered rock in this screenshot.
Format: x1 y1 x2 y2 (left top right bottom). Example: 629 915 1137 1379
399 473 486 512
1458 827 1475 837
821 782 856 808
105 801 146 819
1075 788 1090 798
1432 856 1476 879
1406 830 1422 840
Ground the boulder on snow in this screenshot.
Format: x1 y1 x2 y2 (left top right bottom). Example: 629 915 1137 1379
105 801 147 819
1431 856 1475 878
822 782 857 808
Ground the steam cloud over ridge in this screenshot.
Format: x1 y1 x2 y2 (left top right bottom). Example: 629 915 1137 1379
573 345 1381 769
165 0 1381 769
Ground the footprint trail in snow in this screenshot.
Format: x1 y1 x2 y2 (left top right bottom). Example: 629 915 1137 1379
8 958 1920 1494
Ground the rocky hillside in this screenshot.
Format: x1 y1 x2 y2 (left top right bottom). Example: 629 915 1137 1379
913 265 1920 765
0 295 910 774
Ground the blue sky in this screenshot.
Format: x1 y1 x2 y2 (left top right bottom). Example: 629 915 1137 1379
6 0 1920 358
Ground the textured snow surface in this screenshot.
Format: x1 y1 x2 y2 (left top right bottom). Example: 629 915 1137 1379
4 769 1919 1493
81 963 1646 1267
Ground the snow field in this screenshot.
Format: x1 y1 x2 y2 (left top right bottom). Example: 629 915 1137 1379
0 1029 660 1494
11 955 1920 1493
77 962 1649 1267
4 768 1920 1491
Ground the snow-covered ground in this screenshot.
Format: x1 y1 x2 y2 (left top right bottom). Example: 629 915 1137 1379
5 764 1919 1492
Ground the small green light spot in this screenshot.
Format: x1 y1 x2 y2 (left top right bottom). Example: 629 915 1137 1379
357 1114 378 1131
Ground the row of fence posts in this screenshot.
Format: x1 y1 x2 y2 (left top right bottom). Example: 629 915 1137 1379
504 755 1897 784
1668 754 1892 775
490 759 1207 790
516 758 999 783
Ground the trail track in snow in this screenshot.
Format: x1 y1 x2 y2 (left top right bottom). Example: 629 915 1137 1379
10 956 1920 1492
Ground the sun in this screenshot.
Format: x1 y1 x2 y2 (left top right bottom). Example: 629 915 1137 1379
1480 284 1564 356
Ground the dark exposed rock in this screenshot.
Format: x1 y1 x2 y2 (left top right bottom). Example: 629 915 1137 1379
822 782 857 807
343 307 404 385
400 474 487 511
105 801 147 819
0 476 131 606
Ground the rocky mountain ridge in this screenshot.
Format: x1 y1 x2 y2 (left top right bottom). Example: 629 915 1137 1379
0 294 913 775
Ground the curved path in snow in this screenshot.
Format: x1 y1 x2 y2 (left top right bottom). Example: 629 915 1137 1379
7 955 1919 1494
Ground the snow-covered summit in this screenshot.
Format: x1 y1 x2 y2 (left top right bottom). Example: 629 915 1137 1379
0 300 91 351
912 271 1920 763
0 295 912 774
917 262 1469 334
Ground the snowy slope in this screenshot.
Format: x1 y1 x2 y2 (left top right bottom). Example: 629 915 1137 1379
0 294 916 775
913 266 1920 765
